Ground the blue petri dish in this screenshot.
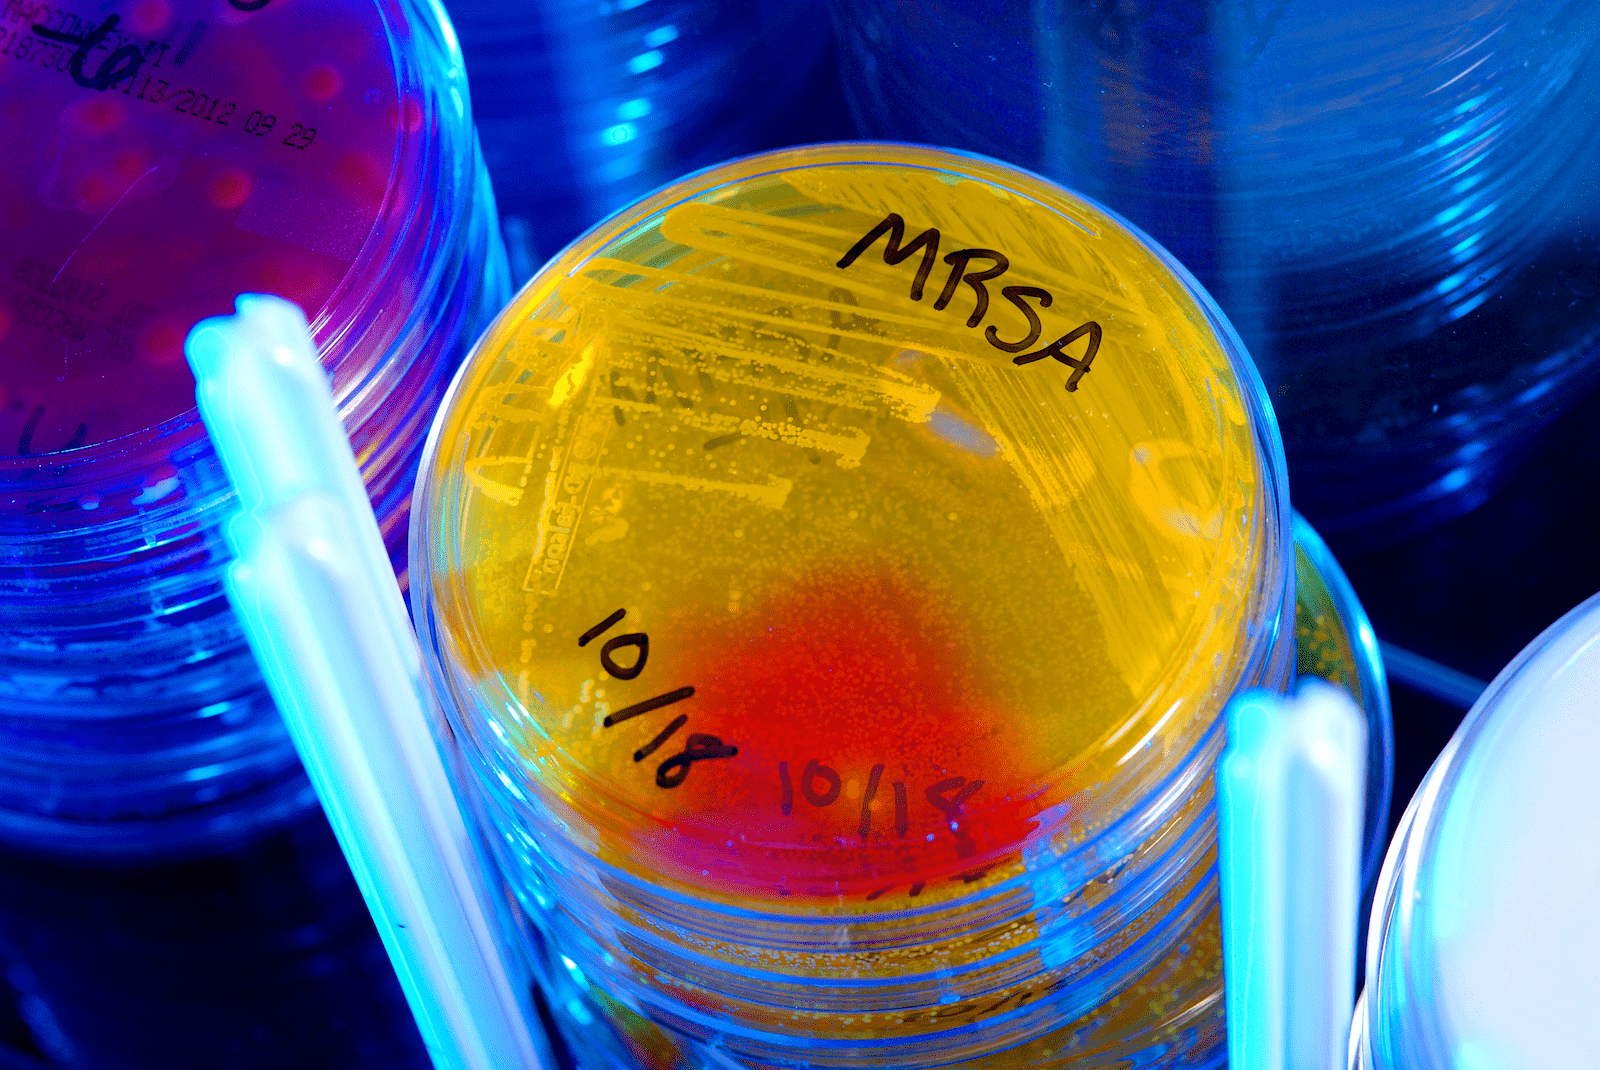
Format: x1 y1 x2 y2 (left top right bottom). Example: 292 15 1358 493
1352 590 1600 1070
831 0 1600 543
412 143 1391 1068
441 0 843 274
0 0 509 856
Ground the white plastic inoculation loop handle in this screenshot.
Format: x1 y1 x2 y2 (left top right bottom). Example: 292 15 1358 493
1219 679 1366 1070
186 294 551 1070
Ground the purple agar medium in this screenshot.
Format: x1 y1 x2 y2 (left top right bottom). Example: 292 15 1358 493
0 0 509 856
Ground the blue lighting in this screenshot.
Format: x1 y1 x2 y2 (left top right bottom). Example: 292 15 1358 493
627 49 664 74
1445 290 1491 322
617 97 652 120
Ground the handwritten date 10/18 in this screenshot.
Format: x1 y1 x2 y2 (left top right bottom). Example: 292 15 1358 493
582 608 738 789
778 758 985 858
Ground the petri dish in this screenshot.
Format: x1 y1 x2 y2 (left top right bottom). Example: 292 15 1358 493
413 143 1380 1067
1353 590 1600 1070
831 0 1600 543
0 0 508 855
443 0 842 272
515 510 1396 1070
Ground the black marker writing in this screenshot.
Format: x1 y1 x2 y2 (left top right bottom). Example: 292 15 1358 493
600 632 648 680
657 734 738 789
835 212 941 301
31 14 141 91
634 714 686 762
582 608 735 790
579 608 626 646
837 213 1105 392
858 763 885 841
1012 321 1101 392
926 777 985 857
801 759 841 807
933 249 1008 328
603 686 694 728
986 286 1052 353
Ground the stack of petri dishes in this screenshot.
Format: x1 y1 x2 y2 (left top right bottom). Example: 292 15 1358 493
413 143 1391 1068
442 0 843 273
830 0 1600 541
0 0 509 856
1353 590 1600 1070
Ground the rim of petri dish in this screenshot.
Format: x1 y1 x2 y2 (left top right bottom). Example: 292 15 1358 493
1291 510 1395 891
414 141 1293 908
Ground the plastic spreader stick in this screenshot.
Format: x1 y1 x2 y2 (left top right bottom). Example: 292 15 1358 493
186 294 549 1070
1218 680 1366 1070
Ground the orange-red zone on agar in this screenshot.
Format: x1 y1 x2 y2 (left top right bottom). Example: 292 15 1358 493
599 562 1053 902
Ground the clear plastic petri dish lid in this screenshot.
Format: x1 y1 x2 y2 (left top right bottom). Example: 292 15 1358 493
0 0 474 522
0 0 507 857
415 142 1292 909
1361 590 1600 1070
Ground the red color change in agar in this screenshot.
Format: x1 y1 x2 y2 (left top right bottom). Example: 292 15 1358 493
626 562 1045 900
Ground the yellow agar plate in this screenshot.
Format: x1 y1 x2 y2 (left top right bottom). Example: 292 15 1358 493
420 143 1276 906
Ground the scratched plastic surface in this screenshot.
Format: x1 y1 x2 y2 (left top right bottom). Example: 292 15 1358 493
416 144 1296 1066
443 0 840 268
0 0 508 854
833 0 1600 542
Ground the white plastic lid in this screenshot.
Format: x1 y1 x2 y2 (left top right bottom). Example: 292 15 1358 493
1378 593 1600 1069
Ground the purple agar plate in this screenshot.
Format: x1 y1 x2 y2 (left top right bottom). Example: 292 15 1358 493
0 0 509 856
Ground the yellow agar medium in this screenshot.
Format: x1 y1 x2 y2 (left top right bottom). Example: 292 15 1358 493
422 144 1271 907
